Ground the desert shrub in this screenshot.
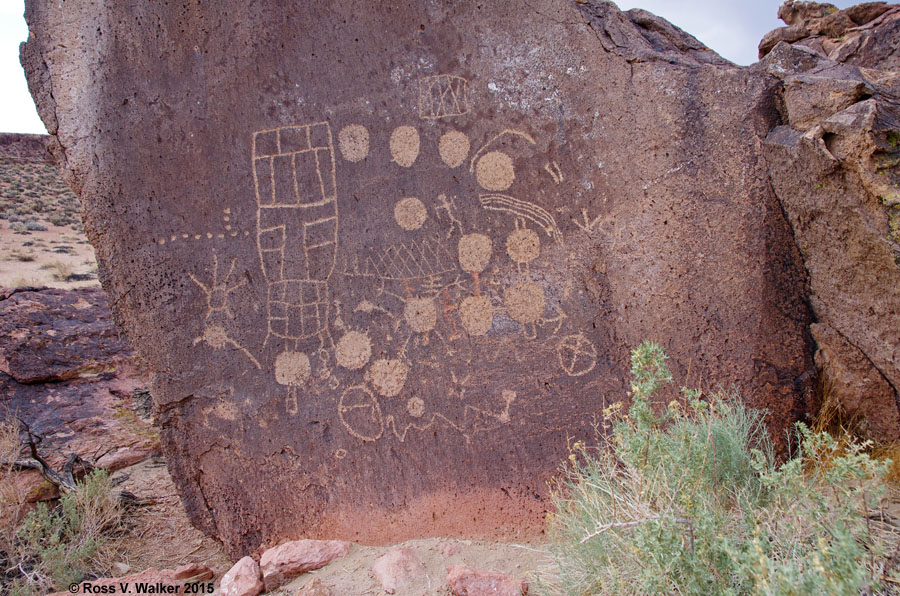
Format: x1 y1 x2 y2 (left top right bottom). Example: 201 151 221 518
23 222 47 232
539 341 897 596
7 250 36 262
0 414 124 596
41 260 74 282
13 469 122 594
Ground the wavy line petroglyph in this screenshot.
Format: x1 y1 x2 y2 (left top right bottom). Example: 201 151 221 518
480 194 561 242
383 389 516 444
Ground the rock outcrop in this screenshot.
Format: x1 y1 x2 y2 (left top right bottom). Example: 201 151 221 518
760 3 900 441
760 1 900 69
22 0 838 557
0 286 158 501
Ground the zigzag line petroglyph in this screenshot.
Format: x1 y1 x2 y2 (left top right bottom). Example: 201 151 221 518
479 194 561 242
344 239 458 282
384 390 516 444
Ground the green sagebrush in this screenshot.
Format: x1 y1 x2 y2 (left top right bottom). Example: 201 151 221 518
10 468 121 595
539 340 897 596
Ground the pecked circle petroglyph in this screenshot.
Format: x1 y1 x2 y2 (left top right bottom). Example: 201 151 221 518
475 150 515 191
394 197 428 231
201 324 229 349
439 130 470 168
338 124 370 162
404 297 438 333
338 385 384 442
407 396 426 418
506 227 540 264
458 233 492 274
366 358 409 398
390 125 420 167
274 350 311 386
335 330 372 370
459 295 494 336
504 281 546 325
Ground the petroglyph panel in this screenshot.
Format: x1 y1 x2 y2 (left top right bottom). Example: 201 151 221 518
34 0 817 559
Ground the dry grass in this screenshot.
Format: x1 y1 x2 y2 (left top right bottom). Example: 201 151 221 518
810 368 900 481
8 276 41 289
39 259 74 282
0 412 30 557
3 250 36 263
0 414 125 595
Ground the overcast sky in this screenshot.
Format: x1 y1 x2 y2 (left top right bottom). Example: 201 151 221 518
0 0 861 135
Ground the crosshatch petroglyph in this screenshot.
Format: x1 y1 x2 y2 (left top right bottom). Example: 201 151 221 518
418 75 469 120
156 73 604 445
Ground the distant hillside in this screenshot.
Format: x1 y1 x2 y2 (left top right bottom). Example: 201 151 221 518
0 133 52 163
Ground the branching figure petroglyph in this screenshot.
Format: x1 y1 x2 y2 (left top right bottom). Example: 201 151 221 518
190 254 261 369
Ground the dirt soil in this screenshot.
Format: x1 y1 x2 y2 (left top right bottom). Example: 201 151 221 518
0 147 98 290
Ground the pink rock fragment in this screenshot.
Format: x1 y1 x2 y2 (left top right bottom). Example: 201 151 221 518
371 547 425 594
259 539 351 591
219 556 263 596
446 565 528 596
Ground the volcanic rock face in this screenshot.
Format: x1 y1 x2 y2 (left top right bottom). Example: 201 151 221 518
22 1 816 557
760 4 900 441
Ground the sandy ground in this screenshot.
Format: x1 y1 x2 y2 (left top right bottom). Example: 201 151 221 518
0 219 98 290
275 538 549 595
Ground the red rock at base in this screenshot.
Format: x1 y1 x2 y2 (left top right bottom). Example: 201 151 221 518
446 565 528 596
371 547 425 594
220 556 264 596
260 539 351 591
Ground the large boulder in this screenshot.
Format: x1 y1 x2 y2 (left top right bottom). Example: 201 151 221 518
761 13 900 441
21 0 815 557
